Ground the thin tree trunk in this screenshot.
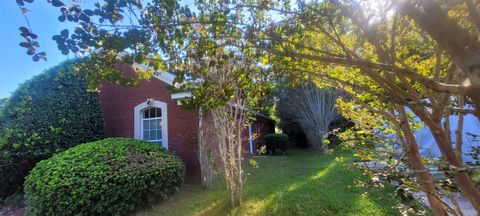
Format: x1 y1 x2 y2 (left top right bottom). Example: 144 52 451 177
413 106 480 213
397 107 449 216
431 125 480 212
198 107 213 188
211 102 245 207
455 96 465 161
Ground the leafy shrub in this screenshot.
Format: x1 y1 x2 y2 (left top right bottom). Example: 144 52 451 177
0 98 7 120
24 138 185 216
0 60 104 199
264 133 289 154
327 116 355 147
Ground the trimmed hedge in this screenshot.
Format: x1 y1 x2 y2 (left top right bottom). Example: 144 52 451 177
0 60 104 199
264 133 289 154
24 138 185 216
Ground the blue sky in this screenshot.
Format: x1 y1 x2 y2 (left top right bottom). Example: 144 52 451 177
0 1 75 98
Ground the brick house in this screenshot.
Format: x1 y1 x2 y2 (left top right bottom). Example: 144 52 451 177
98 65 274 182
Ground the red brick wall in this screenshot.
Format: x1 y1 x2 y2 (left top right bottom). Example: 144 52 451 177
99 65 201 182
99 65 275 183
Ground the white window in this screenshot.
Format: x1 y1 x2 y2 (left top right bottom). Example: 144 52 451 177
134 99 168 149
142 107 163 144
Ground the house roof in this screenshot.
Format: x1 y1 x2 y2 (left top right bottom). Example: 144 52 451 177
132 63 191 101
132 63 175 86
131 63 273 121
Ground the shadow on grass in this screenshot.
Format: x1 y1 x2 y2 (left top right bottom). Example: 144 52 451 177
134 149 410 216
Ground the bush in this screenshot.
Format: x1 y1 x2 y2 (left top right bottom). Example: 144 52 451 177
264 133 289 154
24 138 185 216
0 98 7 120
327 116 355 147
0 60 104 199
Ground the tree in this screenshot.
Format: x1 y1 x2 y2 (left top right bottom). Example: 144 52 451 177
14 0 480 214
197 107 214 188
277 82 340 153
262 1 480 214
180 44 269 206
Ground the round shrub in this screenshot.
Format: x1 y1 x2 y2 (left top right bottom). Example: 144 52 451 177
264 133 289 154
0 60 104 199
24 138 185 216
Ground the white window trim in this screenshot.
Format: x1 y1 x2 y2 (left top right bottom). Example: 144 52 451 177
142 115 162 143
171 92 192 99
134 99 168 149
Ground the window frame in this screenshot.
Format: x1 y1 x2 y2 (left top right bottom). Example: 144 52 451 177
134 99 168 149
141 107 163 144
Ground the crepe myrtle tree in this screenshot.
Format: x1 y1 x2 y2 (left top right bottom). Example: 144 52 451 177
261 2 480 214
14 0 480 214
203 56 251 207
177 41 271 205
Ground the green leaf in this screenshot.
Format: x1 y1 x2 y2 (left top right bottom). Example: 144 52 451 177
51 0 65 7
19 26 29 34
19 42 30 48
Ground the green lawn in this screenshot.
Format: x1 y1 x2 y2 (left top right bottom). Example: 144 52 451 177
133 149 416 216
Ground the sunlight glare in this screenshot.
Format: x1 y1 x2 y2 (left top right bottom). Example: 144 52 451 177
358 0 397 25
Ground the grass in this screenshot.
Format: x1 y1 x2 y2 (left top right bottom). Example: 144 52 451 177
133 149 415 216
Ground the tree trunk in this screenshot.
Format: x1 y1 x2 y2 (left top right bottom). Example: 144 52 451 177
431 124 480 213
398 107 449 216
412 106 480 213
404 144 448 216
455 95 465 161
304 128 326 153
211 104 245 207
198 107 213 188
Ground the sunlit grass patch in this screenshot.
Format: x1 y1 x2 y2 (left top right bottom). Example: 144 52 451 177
134 149 419 216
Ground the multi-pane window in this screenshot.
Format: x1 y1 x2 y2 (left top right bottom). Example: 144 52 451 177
142 107 162 144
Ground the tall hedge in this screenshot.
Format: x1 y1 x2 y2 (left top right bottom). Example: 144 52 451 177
25 138 185 216
0 98 7 119
0 60 104 199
